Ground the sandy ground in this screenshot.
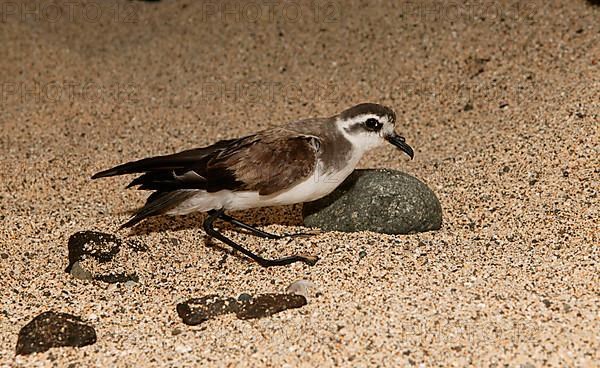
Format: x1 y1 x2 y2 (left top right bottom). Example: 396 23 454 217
1 0 598 366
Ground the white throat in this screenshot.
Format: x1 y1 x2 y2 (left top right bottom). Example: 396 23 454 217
336 114 387 155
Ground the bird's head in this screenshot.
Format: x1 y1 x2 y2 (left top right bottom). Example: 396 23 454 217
336 103 414 159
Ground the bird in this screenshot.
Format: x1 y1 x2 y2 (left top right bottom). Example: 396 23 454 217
92 103 414 267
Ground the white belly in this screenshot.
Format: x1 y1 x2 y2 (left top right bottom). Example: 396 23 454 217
166 161 357 215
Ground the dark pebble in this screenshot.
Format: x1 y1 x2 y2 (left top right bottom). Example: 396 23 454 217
177 295 238 325
65 231 148 272
177 293 307 326
65 231 147 283
65 231 122 273
237 293 253 302
168 237 181 247
95 272 139 284
16 311 96 355
236 294 307 320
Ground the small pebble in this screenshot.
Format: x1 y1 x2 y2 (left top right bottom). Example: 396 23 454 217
123 280 137 288
237 293 252 302
286 280 315 299
69 261 93 281
175 345 192 354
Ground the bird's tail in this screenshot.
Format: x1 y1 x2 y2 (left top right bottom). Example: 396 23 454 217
91 155 177 179
91 143 237 180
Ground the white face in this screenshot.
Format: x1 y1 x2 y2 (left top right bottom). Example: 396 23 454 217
336 113 395 153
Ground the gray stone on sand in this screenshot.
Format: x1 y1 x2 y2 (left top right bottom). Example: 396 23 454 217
302 169 442 234
69 261 93 280
237 293 253 302
286 279 315 299
123 280 138 288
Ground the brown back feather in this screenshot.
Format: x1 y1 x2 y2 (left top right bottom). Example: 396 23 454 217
210 128 319 195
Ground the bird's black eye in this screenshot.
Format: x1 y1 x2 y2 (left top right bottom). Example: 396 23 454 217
364 118 382 131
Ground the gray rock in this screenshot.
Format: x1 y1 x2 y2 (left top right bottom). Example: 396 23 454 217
69 261 93 281
302 169 442 234
285 279 315 299
123 280 138 288
237 293 253 302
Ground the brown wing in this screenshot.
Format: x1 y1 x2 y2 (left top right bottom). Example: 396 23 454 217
92 129 320 196
93 129 319 227
211 129 320 195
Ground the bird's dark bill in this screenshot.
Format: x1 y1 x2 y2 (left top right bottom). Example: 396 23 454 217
386 134 414 159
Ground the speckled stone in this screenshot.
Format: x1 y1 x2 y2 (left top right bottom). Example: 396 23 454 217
303 169 442 234
65 231 143 283
65 231 122 273
177 294 307 325
16 312 96 355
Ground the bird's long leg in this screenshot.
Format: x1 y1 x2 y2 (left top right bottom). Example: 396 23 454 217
218 213 318 239
203 209 319 267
